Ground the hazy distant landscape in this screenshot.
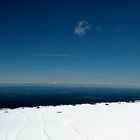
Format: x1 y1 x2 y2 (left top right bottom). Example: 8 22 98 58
0 85 140 108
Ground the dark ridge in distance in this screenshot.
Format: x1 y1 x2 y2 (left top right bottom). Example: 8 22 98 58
0 85 140 109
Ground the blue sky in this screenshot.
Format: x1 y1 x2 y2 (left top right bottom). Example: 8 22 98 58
0 0 140 84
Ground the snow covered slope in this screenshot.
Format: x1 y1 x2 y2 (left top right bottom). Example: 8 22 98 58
0 102 140 140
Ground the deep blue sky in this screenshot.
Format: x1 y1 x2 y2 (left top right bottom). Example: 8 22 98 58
0 0 140 84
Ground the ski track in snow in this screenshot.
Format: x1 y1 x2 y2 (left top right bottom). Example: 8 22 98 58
63 109 89 140
1 111 29 140
14 111 29 140
5 114 16 140
72 125 89 140
41 111 52 140
72 112 89 140
63 119 89 140
0 108 90 140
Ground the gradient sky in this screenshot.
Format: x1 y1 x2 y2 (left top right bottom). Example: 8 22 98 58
0 0 140 84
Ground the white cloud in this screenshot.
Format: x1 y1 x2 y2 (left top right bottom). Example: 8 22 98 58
74 20 92 37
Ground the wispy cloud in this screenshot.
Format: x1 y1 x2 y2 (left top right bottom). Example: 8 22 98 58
74 20 92 37
34 54 83 58
0 64 26 68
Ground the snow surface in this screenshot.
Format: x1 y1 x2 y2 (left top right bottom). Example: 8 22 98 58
0 102 140 140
